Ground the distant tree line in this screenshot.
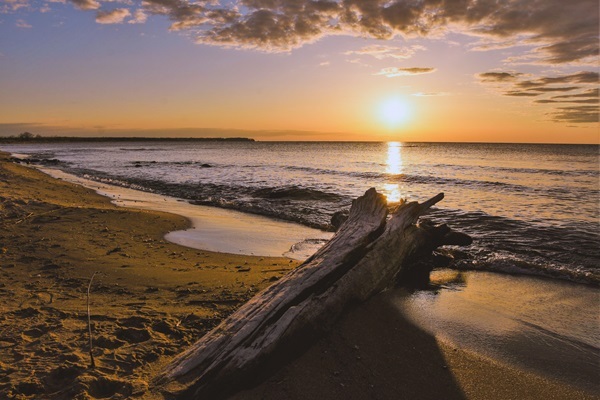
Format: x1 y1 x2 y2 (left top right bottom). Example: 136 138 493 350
0 133 255 143
9 132 43 140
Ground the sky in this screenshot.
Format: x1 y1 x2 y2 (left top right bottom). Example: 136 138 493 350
1 0 598 143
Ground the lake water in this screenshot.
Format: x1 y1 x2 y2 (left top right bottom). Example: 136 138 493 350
3 141 599 285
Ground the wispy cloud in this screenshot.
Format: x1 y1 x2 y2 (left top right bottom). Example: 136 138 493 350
535 98 599 104
516 72 599 89
344 44 426 60
548 106 598 123
15 19 32 28
142 0 596 65
528 87 580 93
412 92 450 97
552 88 599 99
128 9 147 24
96 8 130 24
1 0 30 13
478 70 599 123
504 92 541 97
478 72 523 83
375 67 435 77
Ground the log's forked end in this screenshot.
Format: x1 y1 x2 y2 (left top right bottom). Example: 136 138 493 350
347 188 388 221
419 192 444 212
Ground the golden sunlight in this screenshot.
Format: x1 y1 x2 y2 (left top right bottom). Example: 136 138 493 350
383 183 402 203
384 142 404 203
378 97 411 128
386 141 403 174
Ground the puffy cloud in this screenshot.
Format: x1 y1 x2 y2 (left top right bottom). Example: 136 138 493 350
69 0 100 10
128 9 148 24
96 8 131 24
375 67 435 77
132 0 597 65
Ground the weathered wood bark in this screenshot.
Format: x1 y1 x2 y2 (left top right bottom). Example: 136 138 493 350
153 188 471 399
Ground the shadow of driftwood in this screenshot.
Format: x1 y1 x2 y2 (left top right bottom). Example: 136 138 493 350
226 290 466 400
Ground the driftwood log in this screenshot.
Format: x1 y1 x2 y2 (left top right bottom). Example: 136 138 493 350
153 188 472 398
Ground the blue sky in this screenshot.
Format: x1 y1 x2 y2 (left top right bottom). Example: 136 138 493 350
1 0 598 142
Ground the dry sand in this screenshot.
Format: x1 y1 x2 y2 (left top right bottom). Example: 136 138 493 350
0 152 596 399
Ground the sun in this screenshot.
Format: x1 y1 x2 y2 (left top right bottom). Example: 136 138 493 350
378 97 411 128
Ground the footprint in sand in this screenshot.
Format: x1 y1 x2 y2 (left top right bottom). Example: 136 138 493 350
43 365 83 392
86 376 133 399
115 327 151 344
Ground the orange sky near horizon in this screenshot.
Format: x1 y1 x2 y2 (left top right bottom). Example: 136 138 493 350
1 1 598 143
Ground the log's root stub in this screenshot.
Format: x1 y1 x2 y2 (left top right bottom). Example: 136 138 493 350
153 188 472 399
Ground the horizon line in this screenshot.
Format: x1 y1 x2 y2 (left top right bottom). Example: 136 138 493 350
0 135 598 146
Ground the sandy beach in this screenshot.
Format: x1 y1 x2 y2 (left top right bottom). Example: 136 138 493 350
0 152 596 400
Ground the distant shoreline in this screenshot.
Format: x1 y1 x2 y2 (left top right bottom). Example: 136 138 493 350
1 136 598 146
0 136 255 144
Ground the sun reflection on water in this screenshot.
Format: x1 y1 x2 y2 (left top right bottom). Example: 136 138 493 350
383 183 401 203
386 142 403 174
384 142 404 203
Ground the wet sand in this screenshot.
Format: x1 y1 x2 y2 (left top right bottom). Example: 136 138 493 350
37 167 333 260
0 152 596 399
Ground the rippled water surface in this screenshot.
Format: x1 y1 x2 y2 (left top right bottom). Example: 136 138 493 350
3 141 599 284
